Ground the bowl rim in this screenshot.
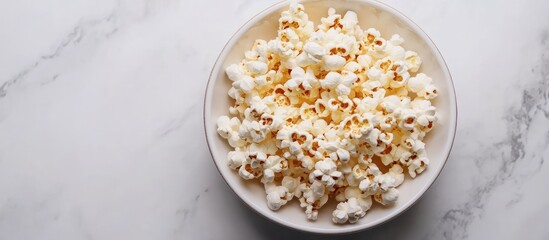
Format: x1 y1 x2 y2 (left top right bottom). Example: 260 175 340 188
203 0 457 234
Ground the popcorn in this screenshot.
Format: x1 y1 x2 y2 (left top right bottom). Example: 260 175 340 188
297 181 329 220
376 171 399 191
319 8 342 32
389 34 404 46
239 120 268 143
309 158 343 188
408 155 429 178
279 3 313 36
357 54 373 68
216 3 439 224
365 28 381 42
341 11 359 34
359 177 379 196
374 187 399 205
246 150 267 169
217 116 238 139
227 150 246 170
336 148 351 162
245 61 268 76
323 55 346 71
316 28 358 57
284 67 319 90
265 184 292 210
387 164 405 186
398 109 417 130
262 156 287 183
276 129 313 160
373 37 386 52
226 64 246 82
299 41 325 64
319 72 356 96
343 61 362 74
239 161 261 180
389 62 411 88
282 176 300 192
332 197 365 224
217 116 245 147
405 51 422 72
408 73 438 99
345 188 373 211
226 66 256 93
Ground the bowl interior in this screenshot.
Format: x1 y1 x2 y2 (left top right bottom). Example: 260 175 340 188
204 0 456 234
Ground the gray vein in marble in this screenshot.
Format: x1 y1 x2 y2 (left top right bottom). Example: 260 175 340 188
157 104 198 137
178 189 204 221
505 193 523 208
430 37 549 240
73 208 93 240
173 188 208 237
0 12 117 99
235 0 255 14
0 198 16 225
40 74 60 86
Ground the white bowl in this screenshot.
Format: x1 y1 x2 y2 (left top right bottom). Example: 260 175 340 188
204 0 457 234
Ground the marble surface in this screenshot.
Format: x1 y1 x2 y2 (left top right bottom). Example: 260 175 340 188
0 0 548 239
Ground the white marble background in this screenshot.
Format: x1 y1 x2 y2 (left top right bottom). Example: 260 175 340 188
0 0 548 239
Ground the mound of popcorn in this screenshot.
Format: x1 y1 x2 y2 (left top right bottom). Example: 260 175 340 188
217 3 438 224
